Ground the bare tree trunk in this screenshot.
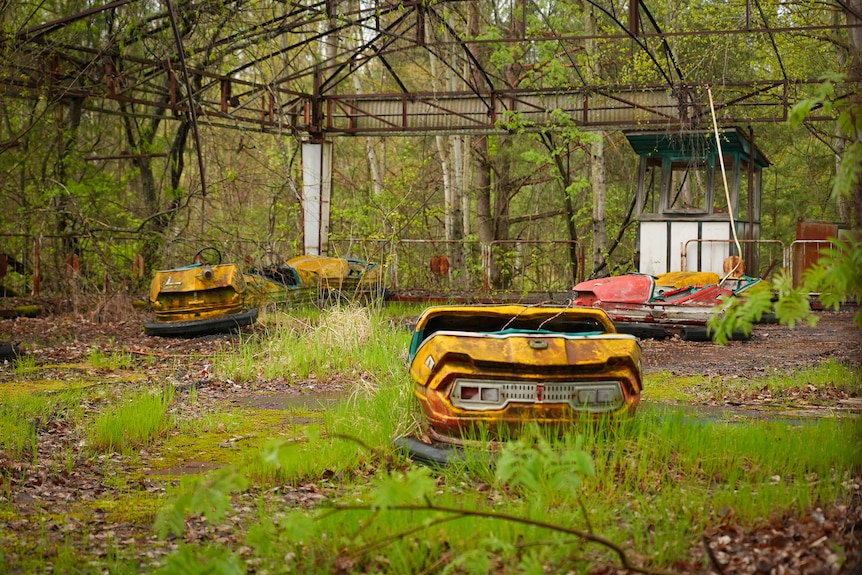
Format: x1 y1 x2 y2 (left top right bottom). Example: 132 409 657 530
475 137 493 250
846 0 862 229
591 133 608 277
450 134 466 277
55 96 85 261
430 46 465 281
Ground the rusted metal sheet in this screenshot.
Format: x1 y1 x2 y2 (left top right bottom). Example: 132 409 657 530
793 221 839 288
326 89 680 134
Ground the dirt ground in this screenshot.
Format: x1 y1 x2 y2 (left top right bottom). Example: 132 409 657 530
0 299 861 574
3 297 861 375
639 309 862 377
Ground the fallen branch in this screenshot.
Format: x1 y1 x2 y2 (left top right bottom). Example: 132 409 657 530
327 502 691 575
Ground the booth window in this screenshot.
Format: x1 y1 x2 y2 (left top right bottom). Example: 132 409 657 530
640 157 662 214
667 160 708 213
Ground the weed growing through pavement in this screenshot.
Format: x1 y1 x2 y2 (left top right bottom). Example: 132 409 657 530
11 353 37 378
88 385 175 454
88 347 134 370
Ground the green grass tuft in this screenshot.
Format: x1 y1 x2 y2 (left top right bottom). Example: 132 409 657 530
89 386 175 454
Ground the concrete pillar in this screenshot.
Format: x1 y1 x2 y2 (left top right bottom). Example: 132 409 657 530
301 139 332 255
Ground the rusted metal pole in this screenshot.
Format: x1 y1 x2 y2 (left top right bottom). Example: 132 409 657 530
164 0 208 199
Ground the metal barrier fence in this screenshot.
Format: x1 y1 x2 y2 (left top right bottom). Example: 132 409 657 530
681 238 836 286
224 237 584 295
2 234 585 297
681 239 786 279
329 238 583 294
0 233 147 297
389 239 483 291
2 232 836 298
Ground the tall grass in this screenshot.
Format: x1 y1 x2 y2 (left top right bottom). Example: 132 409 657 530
228 408 862 573
214 304 411 384
89 386 175 454
167 307 862 572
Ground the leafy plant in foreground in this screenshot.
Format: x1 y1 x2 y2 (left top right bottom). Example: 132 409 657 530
153 432 677 575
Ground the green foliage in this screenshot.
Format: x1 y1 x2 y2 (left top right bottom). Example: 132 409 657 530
245 511 318 556
371 467 436 509
154 467 249 539
804 236 862 328
495 427 594 501
154 543 243 575
789 73 862 204
709 271 818 344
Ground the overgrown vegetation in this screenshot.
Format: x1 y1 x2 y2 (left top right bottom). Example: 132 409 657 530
1 305 860 573
152 406 860 574
2 0 859 293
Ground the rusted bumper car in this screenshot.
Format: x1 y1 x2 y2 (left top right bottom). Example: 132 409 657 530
245 254 383 308
572 272 763 341
397 305 643 464
244 261 319 308
286 254 383 304
144 247 258 337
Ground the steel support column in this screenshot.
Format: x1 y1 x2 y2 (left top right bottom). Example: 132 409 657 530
301 139 333 255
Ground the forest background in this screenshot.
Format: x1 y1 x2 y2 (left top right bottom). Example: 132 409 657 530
1 0 860 298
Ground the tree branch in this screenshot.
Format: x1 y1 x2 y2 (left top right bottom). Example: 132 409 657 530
328 502 689 575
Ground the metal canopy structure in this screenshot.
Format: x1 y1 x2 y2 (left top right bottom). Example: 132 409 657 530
2 0 856 139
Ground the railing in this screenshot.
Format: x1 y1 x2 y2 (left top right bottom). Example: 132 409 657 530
2 232 836 299
681 239 786 279
681 238 839 287
389 239 482 291
331 238 583 294
0 233 146 297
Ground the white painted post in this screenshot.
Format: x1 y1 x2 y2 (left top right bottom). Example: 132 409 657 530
301 139 332 256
